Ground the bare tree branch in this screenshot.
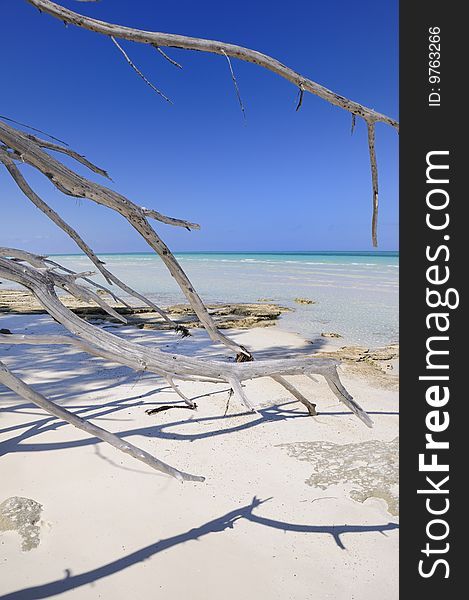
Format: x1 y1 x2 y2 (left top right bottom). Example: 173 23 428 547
221 49 246 120
366 120 379 248
110 36 172 103
26 1 398 128
0 255 373 428
0 360 203 482
295 84 304 112
0 147 181 327
153 44 183 69
0 113 69 145
25 0 398 245
272 374 317 416
0 120 249 357
0 3 384 483
25 133 111 179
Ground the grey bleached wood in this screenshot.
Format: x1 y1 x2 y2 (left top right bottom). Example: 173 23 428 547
323 373 373 428
153 45 183 69
26 0 399 245
0 3 388 482
165 376 197 409
27 1 398 128
0 248 125 323
0 256 372 429
0 247 47 268
221 50 246 121
366 121 379 248
271 374 317 416
0 247 129 308
44 258 132 308
228 378 257 413
110 36 172 103
0 124 199 231
0 113 69 145
0 148 182 328
0 360 204 482
25 132 111 179
0 121 250 357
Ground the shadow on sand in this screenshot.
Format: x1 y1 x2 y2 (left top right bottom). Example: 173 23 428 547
0 497 398 600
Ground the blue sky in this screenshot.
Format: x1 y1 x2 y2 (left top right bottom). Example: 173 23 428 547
1 0 398 253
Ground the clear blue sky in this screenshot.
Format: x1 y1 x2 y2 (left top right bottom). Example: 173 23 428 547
1 0 398 253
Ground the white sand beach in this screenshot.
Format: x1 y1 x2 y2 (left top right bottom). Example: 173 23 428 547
1 0 399 594
0 312 398 600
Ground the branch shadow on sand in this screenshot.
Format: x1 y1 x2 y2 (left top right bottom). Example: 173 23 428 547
0 326 398 458
0 391 397 458
0 497 399 600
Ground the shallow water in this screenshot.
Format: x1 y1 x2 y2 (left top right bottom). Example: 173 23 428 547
53 251 399 348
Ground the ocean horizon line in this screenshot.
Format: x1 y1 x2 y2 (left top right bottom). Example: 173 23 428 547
49 250 399 257
31 249 398 347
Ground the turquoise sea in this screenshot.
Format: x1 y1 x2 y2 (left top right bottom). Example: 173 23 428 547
53 251 399 348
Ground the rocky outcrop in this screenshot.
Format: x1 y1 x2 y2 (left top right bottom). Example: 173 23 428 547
0 289 289 330
294 297 316 305
316 344 399 390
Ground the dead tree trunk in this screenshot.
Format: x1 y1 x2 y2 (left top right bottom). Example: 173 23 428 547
0 1 398 480
0 253 372 478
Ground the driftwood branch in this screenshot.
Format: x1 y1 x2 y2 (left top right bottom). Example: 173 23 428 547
25 132 111 179
26 0 399 245
366 120 379 247
0 252 372 478
221 49 246 120
0 147 182 328
110 36 172 103
26 1 398 128
153 45 183 69
0 3 385 480
0 113 69 145
272 374 317 416
295 84 304 112
0 255 372 425
0 120 248 357
0 360 203 482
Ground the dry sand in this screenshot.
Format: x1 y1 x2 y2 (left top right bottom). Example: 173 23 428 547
0 312 398 600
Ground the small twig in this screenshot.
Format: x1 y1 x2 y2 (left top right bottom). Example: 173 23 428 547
351 114 356 135
295 84 305 112
145 405 195 415
110 36 172 103
221 49 246 120
153 45 183 69
0 114 69 146
224 388 234 416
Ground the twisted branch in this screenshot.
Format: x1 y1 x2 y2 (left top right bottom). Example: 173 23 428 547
26 0 398 245
0 360 203 482
0 121 245 353
110 36 172 103
0 147 181 327
0 255 372 424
